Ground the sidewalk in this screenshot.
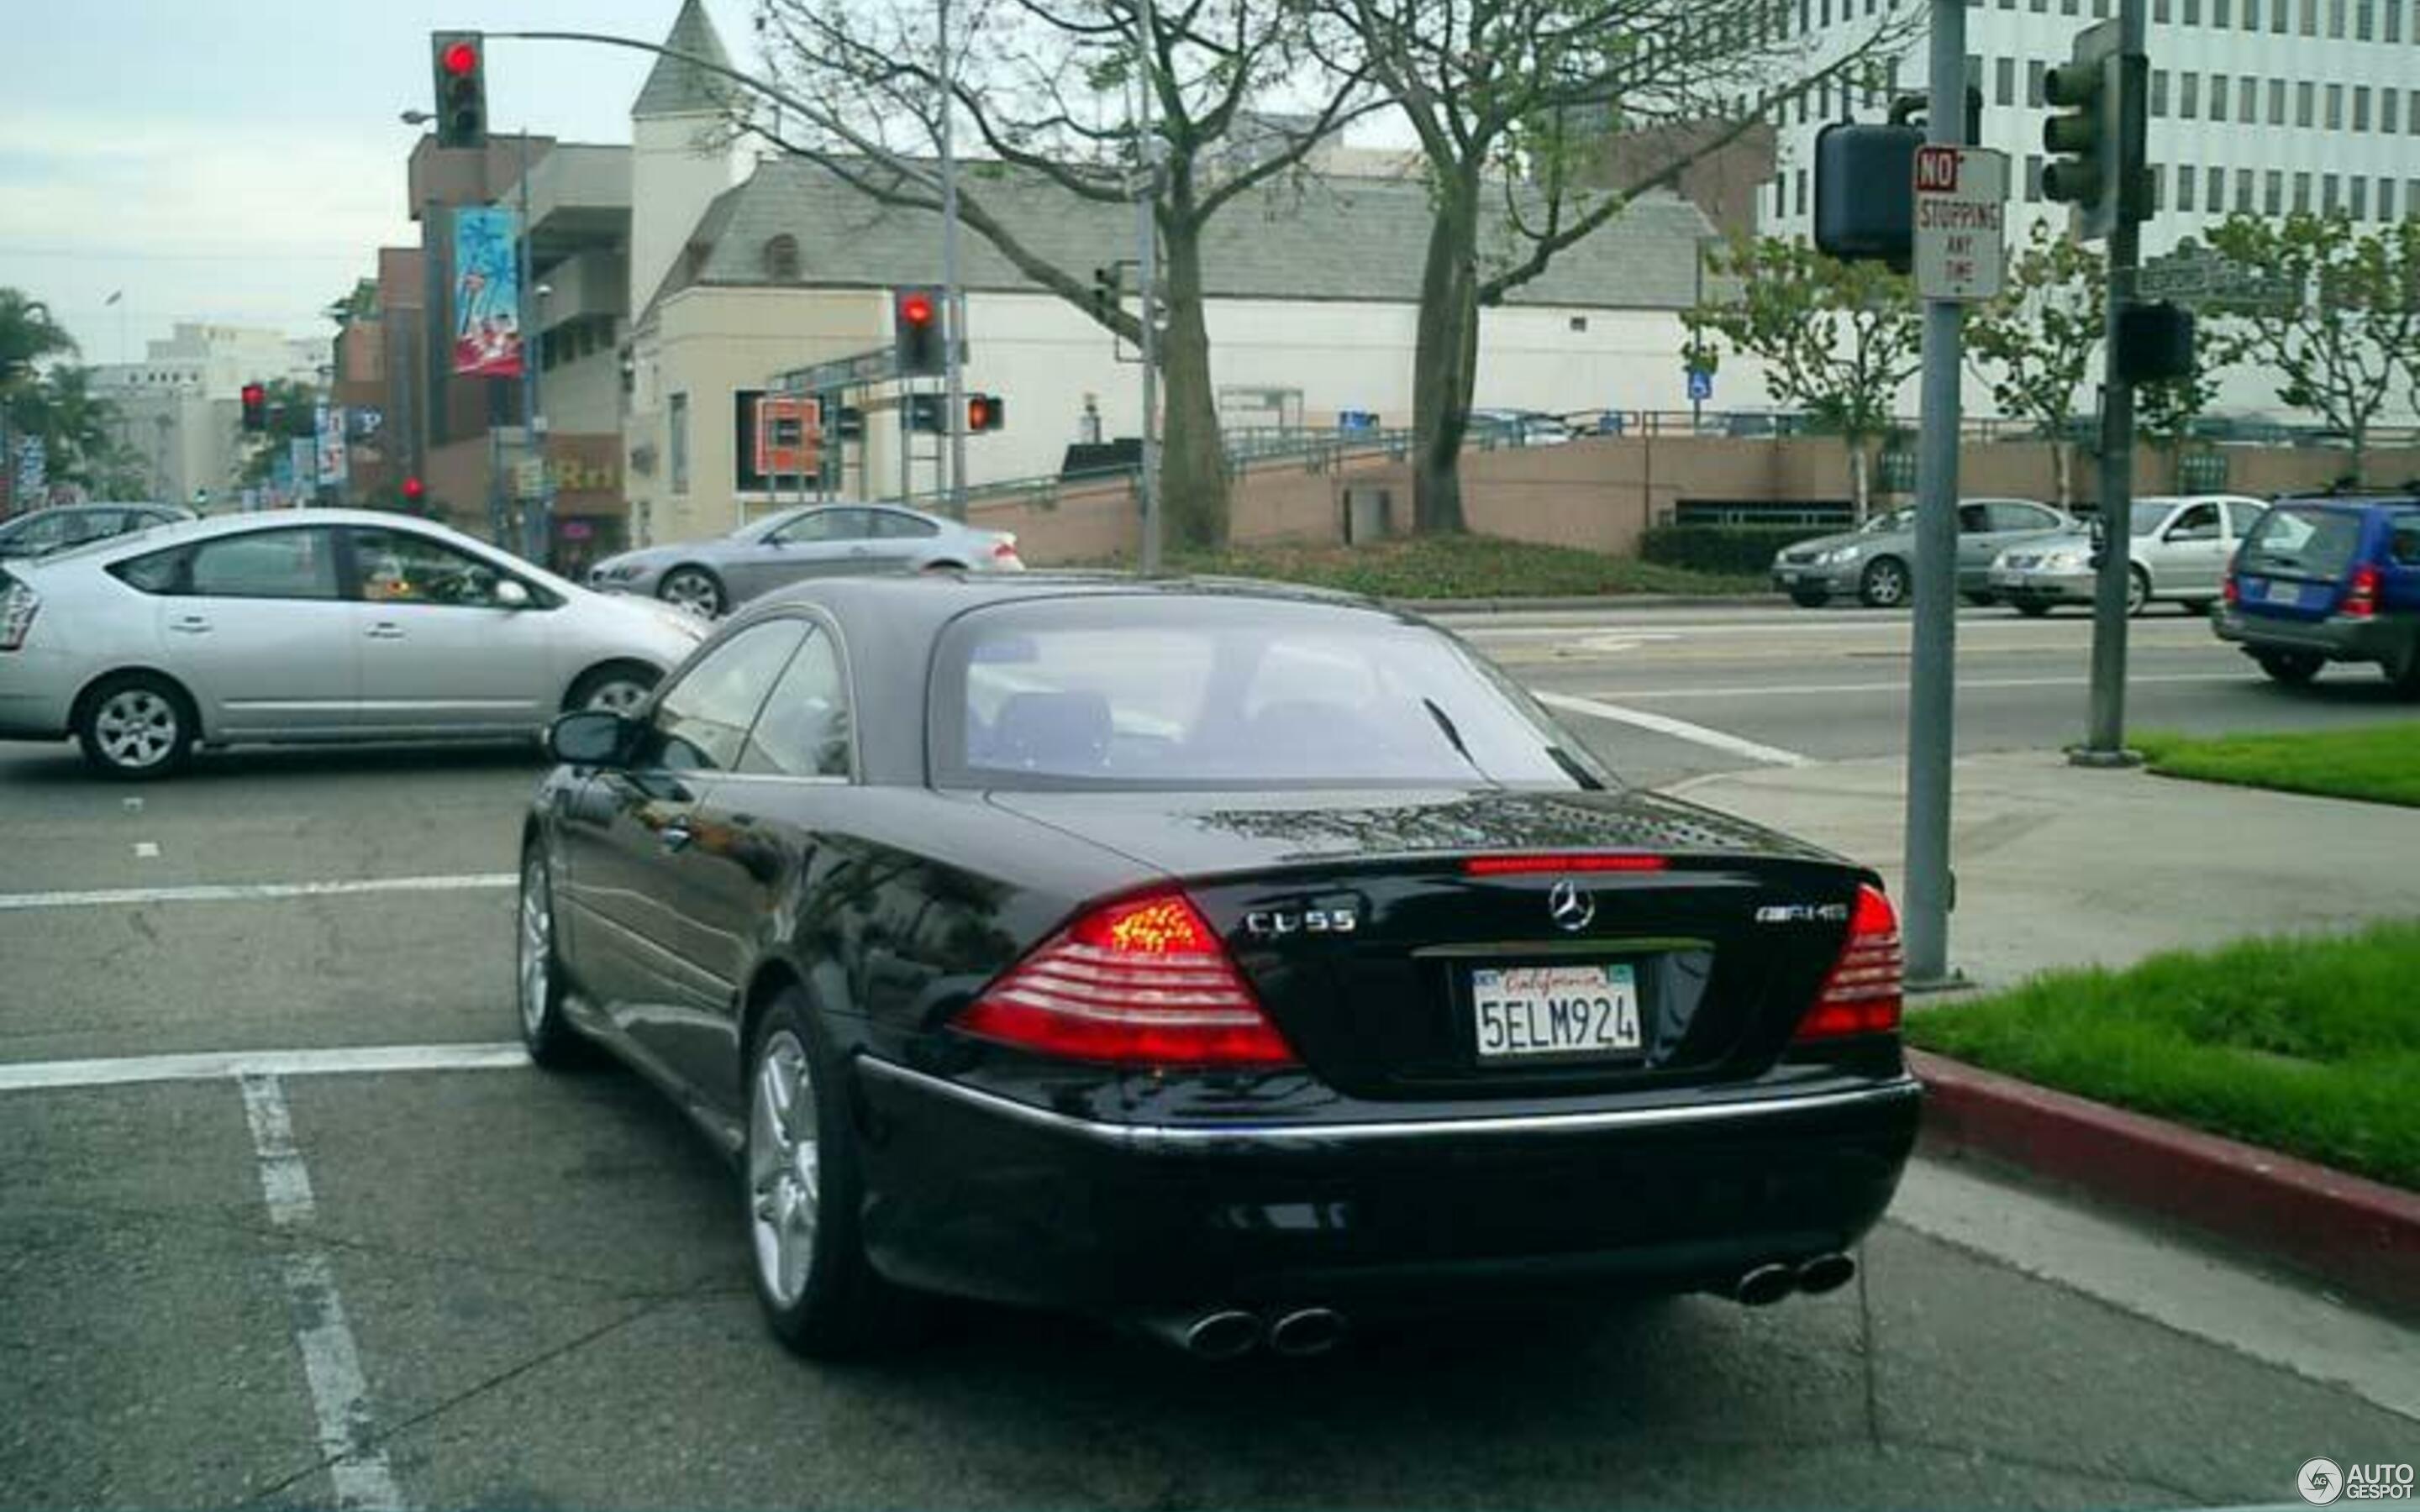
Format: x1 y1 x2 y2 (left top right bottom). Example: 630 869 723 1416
1674 748 2420 991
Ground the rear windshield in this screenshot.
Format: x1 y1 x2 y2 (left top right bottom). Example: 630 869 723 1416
929 596 1607 791
2239 506 2366 579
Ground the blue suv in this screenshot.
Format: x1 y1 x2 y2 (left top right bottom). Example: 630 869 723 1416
2214 494 2420 692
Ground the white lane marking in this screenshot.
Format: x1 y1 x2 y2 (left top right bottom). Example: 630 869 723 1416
1589 671 2250 701
0 872 514 913
133 842 160 859
1894 1158 2420 1424
239 1075 407 1512
0 1042 530 1094
1534 690 1813 768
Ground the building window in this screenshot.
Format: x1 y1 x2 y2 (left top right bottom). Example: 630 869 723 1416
2213 0 2232 19
2093 0 2109 13
2270 78 2287 123
2210 74 2229 118
2181 72 2200 118
2355 86 2372 129
1799 0 1810 30
2297 80 2315 125
2207 165 2226 210
2272 0 2290 28
2349 176 2369 218
2326 82 2344 129
760 234 801 281
2265 169 2285 213
2151 69 2170 116
2028 59 2047 106
2358 0 2376 34
2300 0 2317 29
2328 0 2345 32
2385 88 2402 133
2238 168 2256 211
2323 172 2340 213
2387 0 2402 39
2185 0 2202 17
2064 0 2080 10
1996 55 2016 104
669 391 689 496
2154 0 2170 16
1775 174 1786 216
1887 57 1902 97
1821 0 1831 24
2293 171 2312 211
1796 168 1808 215
2178 163 2197 210
2381 179 2397 218
2244 0 2260 22
2026 154 2045 202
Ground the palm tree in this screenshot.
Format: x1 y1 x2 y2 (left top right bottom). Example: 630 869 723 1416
0 289 77 394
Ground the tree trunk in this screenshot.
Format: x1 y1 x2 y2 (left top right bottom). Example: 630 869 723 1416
1411 179 1481 535
1155 215 1228 549
2052 440 2073 511
1848 437 1871 523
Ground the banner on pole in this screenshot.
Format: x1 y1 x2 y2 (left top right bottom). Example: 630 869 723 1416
450 207 525 378
314 403 349 488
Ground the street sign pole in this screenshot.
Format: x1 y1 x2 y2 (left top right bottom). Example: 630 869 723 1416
1902 0 1972 989
939 0 967 521
1134 5 1162 575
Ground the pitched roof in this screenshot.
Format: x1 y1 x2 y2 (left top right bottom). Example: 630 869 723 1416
633 0 735 119
644 156 1720 318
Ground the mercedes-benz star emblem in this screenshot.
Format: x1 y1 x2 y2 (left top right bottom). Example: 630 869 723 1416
1547 879 1596 933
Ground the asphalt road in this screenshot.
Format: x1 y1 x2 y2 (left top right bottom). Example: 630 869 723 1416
2 604 2415 1509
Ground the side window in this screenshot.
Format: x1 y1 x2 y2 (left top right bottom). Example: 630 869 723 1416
1957 503 1991 533
185 529 341 600
741 628 853 779
1989 501 2057 532
2388 515 2420 568
110 544 192 596
873 512 941 540
2228 501 2267 538
8 513 71 553
769 510 839 546
60 512 124 547
647 620 808 774
2169 503 2221 541
350 528 521 608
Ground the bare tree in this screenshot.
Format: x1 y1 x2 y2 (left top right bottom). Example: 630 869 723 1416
745 0 1373 549
1317 0 1919 533
1965 221 2103 510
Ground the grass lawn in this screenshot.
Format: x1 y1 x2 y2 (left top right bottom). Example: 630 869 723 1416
1079 535 1769 601
2133 724 2420 809
1907 921 2420 1189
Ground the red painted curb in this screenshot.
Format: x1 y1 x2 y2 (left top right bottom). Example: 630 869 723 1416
1907 1049 2420 1318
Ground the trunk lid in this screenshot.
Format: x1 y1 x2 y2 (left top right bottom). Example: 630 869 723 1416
986 787 1872 1099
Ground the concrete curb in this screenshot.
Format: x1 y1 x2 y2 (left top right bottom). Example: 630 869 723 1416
1393 592 1786 614
1908 1048 2420 1319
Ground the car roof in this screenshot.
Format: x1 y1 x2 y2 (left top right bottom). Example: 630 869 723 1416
2272 493 2419 510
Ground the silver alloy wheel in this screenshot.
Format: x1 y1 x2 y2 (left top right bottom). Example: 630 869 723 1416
518 853 551 1040
2127 567 2150 616
1863 559 1908 608
660 570 720 618
749 1031 820 1308
93 689 179 770
583 677 650 714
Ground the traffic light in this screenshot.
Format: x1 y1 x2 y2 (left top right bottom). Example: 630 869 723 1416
430 32 487 150
905 392 944 433
1091 265 1122 322
240 383 266 433
893 286 943 376
966 393 1005 433
401 476 427 506
2040 18 2144 242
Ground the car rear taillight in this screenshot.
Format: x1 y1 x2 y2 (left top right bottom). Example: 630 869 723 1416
0 583 39 652
991 533 1022 566
2222 569 2238 606
1463 853 1668 875
1795 885 1902 1040
2343 564 2380 619
955 891 1297 1067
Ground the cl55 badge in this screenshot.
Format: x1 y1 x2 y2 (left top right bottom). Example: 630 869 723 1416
1754 902 1850 923
1244 906 1360 937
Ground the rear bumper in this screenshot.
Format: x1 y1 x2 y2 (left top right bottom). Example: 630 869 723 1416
850 1058 1922 1316
0 656 77 740
2213 607 2414 663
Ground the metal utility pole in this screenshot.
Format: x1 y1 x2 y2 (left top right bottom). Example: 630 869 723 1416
939 0 967 520
1134 3 1163 574
2077 0 2149 766
1901 0 1969 989
516 130 553 566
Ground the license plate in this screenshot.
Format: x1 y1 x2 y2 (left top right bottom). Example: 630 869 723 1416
2260 578 2317 606
1776 569 1801 583
1470 964 1643 1062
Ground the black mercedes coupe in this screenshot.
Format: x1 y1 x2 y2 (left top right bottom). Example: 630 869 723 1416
518 574 1920 1360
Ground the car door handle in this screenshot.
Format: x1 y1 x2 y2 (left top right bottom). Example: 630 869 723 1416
366 622 406 639
169 615 211 634
660 820 695 853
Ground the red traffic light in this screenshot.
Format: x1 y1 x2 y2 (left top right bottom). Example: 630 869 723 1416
441 39 479 76
967 397 992 429
401 476 426 501
898 291 935 327
241 383 264 404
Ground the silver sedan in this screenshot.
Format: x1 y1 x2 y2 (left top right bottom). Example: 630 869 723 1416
587 501 1023 617
0 509 708 778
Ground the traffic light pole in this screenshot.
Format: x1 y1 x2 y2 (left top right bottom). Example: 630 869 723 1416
938 0 967 522
1902 0 1968 988
1134 6 1162 575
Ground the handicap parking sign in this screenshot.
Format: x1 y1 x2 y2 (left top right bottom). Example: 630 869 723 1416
1686 370 1714 402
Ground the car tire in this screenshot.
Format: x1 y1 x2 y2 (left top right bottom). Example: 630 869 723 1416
2382 638 2420 698
657 566 726 619
2127 566 2151 618
2254 651 2324 687
744 990 920 1359
1788 589 1831 609
2011 598 2053 618
566 660 660 717
516 843 594 1069
919 559 965 575
75 672 196 780
1858 557 1910 609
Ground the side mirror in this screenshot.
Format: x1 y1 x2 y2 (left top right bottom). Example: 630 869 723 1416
495 579 532 609
549 709 634 768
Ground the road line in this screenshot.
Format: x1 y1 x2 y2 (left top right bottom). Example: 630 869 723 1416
0 1042 530 1093
1583 671 2249 701
0 872 515 913
240 1075 407 1511
1534 690 1813 767
133 842 160 859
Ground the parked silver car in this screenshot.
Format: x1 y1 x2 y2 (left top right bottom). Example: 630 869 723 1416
0 510 707 777
0 502 193 559
1988 495 2269 617
1771 498 2073 608
588 501 1022 617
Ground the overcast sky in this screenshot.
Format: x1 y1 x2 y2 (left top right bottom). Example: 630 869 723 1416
0 0 757 364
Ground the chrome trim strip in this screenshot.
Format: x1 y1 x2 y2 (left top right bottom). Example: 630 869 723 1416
855 1058 1922 1153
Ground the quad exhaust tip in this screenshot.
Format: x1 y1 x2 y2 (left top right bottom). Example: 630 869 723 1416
1796 1252 1857 1296
1266 1307 1348 1358
1179 1310 1262 1361
1732 1263 1797 1307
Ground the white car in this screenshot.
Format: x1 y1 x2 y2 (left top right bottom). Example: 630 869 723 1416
1989 495 2270 617
0 509 708 777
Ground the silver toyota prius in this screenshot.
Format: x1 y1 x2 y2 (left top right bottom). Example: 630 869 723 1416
0 509 708 778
